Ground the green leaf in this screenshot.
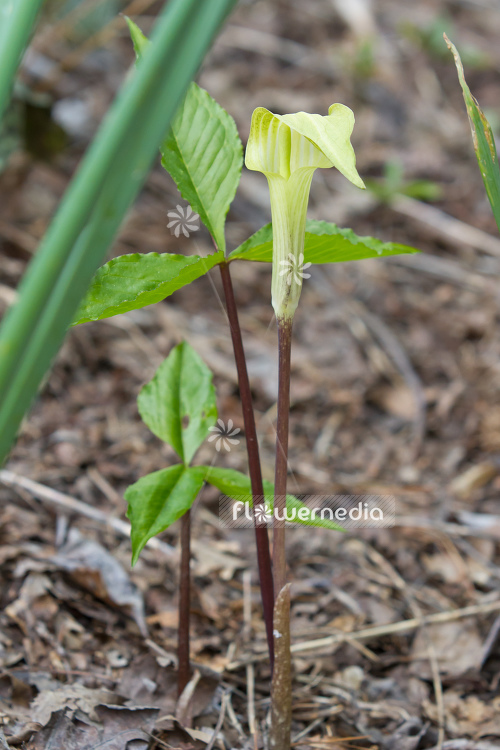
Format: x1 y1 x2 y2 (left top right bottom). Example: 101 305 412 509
127 21 242 254
445 35 500 233
125 464 206 564
229 220 419 263
138 341 217 464
73 251 223 325
200 466 344 531
0 0 44 122
160 82 243 253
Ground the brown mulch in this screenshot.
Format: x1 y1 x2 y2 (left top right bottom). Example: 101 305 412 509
1 0 500 748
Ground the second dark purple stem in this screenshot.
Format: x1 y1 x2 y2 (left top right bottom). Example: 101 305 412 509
219 260 275 669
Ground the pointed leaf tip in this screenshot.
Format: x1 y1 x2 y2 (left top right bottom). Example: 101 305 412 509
125 17 150 59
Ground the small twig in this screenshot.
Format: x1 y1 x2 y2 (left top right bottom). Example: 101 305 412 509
243 570 256 738
205 691 228 750
0 469 176 557
395 515 500 540
0 283 17 306
479 614 500 670
228 599 500 668
391 194 500 258
175 669 201 728
387 252 497 294
346 299 426 457
427 742 500 750
34 0 159 93
0 219 38 254
217 25 336 77
225 691 246 740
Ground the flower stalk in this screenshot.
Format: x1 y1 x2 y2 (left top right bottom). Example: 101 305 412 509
245 102 364 743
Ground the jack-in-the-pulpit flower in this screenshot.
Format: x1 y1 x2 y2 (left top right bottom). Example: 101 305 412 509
245 105 365 320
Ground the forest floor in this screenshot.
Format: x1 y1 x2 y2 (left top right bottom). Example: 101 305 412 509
1 0 500 748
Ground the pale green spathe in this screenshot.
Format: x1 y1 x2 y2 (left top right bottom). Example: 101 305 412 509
245 104 365 319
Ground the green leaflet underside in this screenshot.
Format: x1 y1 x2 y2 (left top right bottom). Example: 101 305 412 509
229 219 419 263
126 464 207 565
72 251 223 325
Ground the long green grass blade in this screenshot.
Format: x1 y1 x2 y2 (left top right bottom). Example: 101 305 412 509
445 34 500 233
0 0 238 464
229 220 419 263
0 0 44 121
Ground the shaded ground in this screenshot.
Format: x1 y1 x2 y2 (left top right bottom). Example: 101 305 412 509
1 0 500 747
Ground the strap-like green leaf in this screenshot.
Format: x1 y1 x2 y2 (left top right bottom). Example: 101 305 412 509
138 342 217 464
73 251 223 325
160 82 243 253
0 0 44 122
445 35 500 233
229 220 419 263
125 464 206 564
200 465 344 531
0 0 239 465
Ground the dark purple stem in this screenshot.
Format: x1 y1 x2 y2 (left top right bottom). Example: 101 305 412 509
219 260 275 669
177 509 191 697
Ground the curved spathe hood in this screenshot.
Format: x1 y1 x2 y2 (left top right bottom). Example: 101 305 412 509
245 104 365 189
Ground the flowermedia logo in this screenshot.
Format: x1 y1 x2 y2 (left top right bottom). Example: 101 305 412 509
219 494 395 529
208 419 241 452
279 252 312 286
167 204 200 237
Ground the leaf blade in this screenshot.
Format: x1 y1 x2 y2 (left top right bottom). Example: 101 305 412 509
445 34 500 233
160 82 243 253
126 19 242 254
201 466 344 531
138 342 217 464
229 220 419 263
125 464 206 564
0 0 44 122
73 251 223 325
